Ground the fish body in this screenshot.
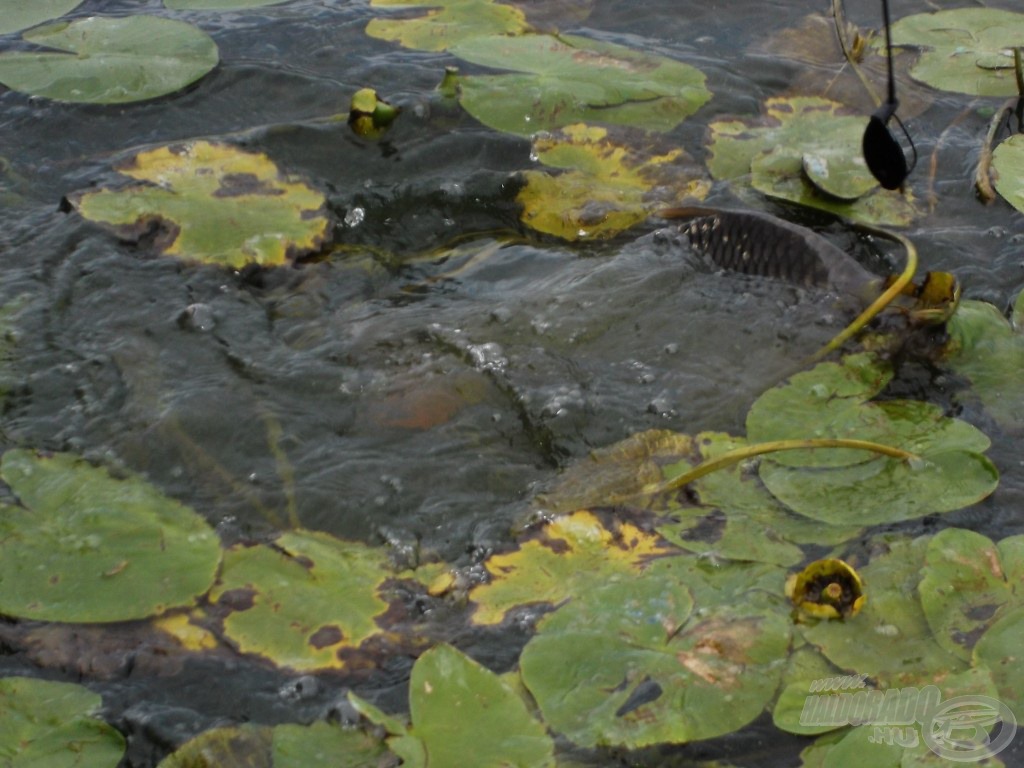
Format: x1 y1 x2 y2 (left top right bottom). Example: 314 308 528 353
663 207 882 303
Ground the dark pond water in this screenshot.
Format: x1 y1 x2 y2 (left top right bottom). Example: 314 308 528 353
2 0 1024 765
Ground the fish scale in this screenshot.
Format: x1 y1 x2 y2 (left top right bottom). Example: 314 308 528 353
665 207 882 302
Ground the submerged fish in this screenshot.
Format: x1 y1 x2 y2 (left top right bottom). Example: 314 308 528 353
661 207 883 304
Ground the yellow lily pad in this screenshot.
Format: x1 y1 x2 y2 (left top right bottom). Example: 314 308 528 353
366 0 527 53
70 140 330 268
518 123 710 240
210 530 391 671
468 510 674 625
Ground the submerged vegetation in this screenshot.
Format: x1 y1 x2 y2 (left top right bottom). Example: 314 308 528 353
1 0 1024 766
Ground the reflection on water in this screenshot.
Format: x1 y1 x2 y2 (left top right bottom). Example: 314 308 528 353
2 0 1024 764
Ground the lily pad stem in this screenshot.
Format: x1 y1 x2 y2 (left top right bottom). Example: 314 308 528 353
832 0 880 107
975 98 1016 203
807 227 917 362
644 438 918 495
1016 48 1024 98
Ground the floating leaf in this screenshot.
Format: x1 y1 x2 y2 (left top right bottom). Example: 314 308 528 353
453 33 711 135
707 97 917 226
537 429 699 514
517 123 710 240
759 446 997 527
0 677 125 767
656 432 864 563
920 529 1021 663
992 135 1024 213
519 556 791 747
0 0 83 35
744 352 998 525
0 16 219 104
70 141 330 268
468 510 672 625
366 0 527 52
944 298 1024 431
0 450 221 623
799 537 970 688
888 8 1024 97
409 644 555 767
746 353 893 468
156 721 390 767
973 606 1024 719
210 530 391 671
350 644 555 768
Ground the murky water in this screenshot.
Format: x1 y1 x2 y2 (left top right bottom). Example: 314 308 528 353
2 0 1024 765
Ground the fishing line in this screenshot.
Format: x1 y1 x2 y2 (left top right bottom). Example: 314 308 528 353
862 0 917 189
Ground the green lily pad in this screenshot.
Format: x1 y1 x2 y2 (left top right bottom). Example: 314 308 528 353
759 447 997 526
707 97 917 226
944 297 1024 431
746 353 893 468
0 677 125 767
518 123 710 240
992 135 1024 214
919 529 1020 662
210 530 391 671
0 449 221 623
468 509 674 625
70 141 330 268
973 606 1024 719
888 8 1024 97
0 16 219 103
657 433 864 564
519 556 791 747
350 644 555 768
0 0 83 35
799 537 970 688
453 33 711 135
156 721 391 767
366 0 527 53
409 644 555 767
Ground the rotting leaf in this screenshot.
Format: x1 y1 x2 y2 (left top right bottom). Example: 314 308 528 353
210 530 391 671
0 16 219 104
70 140 330 268
0 676 126 767
888 8 1024 97
452 33 711 135
536 429 700 514
519 556 791 747
366 0 527 53
517 123 710 240
0 449 221 624
468 509 675 626
919 529 1021 663
155 720 391 768
706 96 917 226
